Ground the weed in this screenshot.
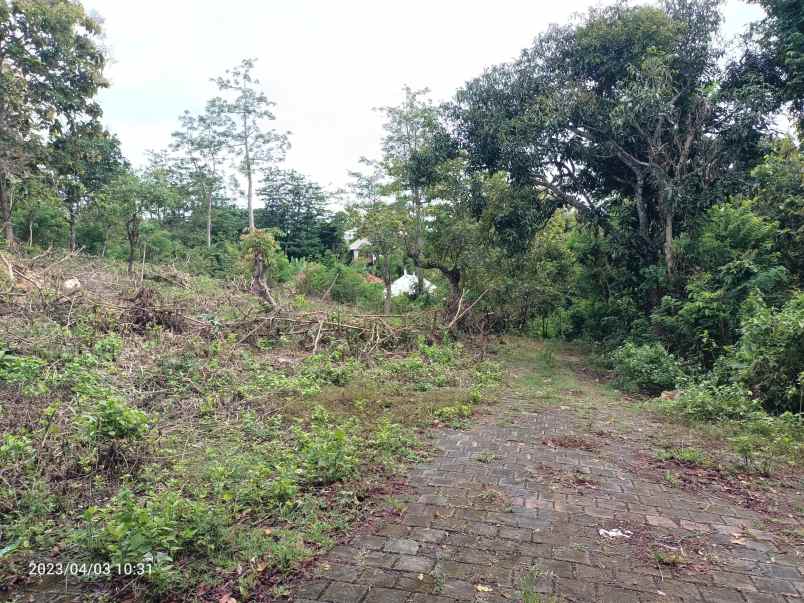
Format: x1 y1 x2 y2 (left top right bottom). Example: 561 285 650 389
655 446 709 466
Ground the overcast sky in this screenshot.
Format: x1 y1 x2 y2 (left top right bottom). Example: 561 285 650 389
84 0 764 197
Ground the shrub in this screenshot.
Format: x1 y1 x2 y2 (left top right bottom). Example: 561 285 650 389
0 433 35 466
293 407 359 484
732 291 804 414
730 412 803 474
81 397 149 442
371 418 418 460
659 381 761 422
611 341 684 394
298 261 383 307
93 334 123 361
77 488 224 574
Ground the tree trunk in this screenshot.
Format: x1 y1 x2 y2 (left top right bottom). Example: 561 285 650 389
663 205 674 279
383 256 392 315
68 203 77 252
244 114 255 232
0 177 14 246
28 220 33 247
443 268 462 314
206 189 213 248
126 214 139 275
251 250 279 311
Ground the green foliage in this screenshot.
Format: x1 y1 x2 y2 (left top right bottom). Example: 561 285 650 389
81 397 149 443
732 291 804 414
730 412 803 474
0 434 35 466
239 229 292 284
433 404 473 428
370 417 418 461
611 342 684 394
293 407 359 485
655 447 708 466
299 260 383 307
658 381 760 422
77 488 224 579
93 334 123 361
0 352 45 394
302 351 358 386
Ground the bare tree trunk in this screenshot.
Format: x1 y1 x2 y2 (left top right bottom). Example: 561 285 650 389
68 203 77 252
663 205 674 278
251 250 279 311
0 177 14 246
244 114 255 232
28 220 33 247
383 256 392 315
207 189 213 248
126 214 139 275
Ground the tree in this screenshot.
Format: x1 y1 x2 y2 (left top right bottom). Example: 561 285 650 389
745 0 804 128
51 122 123 250
0 0 107 246
211 59 289 232
452 0 770 294
11 176 65 247
358 202 405 314
377 87 445 294
171 102 228 248
257 168 330 259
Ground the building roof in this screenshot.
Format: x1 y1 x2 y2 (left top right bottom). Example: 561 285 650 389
348 238 370 251
390 270 436 297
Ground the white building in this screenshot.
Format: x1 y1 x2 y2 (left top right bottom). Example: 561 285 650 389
390 269 436 297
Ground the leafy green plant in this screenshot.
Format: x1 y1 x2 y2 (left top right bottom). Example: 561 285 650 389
0 434 35 466
294 407 359 484
611 341 684 394
433 404 473 428
81 397 149 442
93 334 123 361
371 417 418 460
659 381 761 422
77 488 224 582
732 291 804 414
655 447 708 466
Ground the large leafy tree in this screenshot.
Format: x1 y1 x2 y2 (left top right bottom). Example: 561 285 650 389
172 102 228 248
257 168 330 259
745 0 804 128
377 87 450 294
0 0 107 246
452 0 771 295
211 59 289 232
50 122 124 250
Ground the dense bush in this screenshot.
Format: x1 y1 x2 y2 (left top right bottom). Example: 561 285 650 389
611 341 684 394
732 291 804 414
658 381 761 422
298 261 383 307
77 488 224 583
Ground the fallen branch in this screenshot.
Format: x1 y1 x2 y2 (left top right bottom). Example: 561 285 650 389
447 288 490 330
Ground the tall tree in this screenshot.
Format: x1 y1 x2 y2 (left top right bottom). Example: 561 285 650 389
171 102 228 248
377 87 443 294
211 59 289 232
0 0 107 246
51 122 123 250
257 168 329 259
452 0 770 294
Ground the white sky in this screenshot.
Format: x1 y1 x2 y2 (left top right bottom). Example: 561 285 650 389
84 0 764 198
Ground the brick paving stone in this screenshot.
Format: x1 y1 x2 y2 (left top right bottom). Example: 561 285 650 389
320 581 369 603
288 379 804 603
362 587 410 603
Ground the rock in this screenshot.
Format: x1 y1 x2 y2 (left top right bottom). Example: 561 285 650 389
63 278 82 293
